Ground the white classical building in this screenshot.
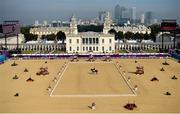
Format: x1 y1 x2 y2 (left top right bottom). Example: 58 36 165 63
113 24 151 34
66 15 114 53
66 32 114 53
30 26 70 36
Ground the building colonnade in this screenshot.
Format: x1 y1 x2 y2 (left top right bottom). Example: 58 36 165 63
0 44 65 51
0 43 175 52
115 43 175 51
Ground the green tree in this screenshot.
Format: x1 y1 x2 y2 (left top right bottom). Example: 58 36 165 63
116 31 124 40
150 32 156 42
108 29 117 35
46 34 56 41
149 24 161 41
124 31 133 40
144 32 150 40
41 35 46 40
77 25 103 32
56 31 66 44
149 24 160 34
21 27 38 42
21 27 30 34
40 34 56 41
24 33 38 42
139 33 144 40
133 33 140 40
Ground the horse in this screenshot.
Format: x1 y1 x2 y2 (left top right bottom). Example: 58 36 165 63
91 68 95 71
91 69 98 74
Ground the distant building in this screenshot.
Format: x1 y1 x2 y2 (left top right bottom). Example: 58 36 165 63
145 11 153 25
153 19 158 24
140 14 145 24
34 20 39 27
122 8 132 20
132 7 136 24
114 4 121 24
30 26 69 36
98 11 106 23
51 20 58 27
98 11 111 24
113 25 151 34
43 20 48 27
114 5 136 25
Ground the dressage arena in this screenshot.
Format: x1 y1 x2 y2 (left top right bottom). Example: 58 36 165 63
0 58 180 113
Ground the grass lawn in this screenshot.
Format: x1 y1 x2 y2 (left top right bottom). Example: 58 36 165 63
52 50 66 54
145 49 159 53
118 50 129 53
21 50 37 54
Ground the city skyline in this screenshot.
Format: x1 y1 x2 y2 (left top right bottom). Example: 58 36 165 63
1 0 180 25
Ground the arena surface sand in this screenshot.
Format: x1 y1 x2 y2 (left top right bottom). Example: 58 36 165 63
0 58 180 113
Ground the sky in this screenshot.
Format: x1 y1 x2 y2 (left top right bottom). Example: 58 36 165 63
0 0 180 25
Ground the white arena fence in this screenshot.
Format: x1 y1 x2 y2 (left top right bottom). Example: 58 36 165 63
10 53 170 60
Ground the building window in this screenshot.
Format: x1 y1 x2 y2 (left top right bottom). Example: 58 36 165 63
77 46 79 51
96 47 98 51
77 39 79 44
109 46 111 51
109 39 112 43
102 46 104 51
86 47 88 51
93 47 95 51
93 38 96 44
86 38 88 44
83 47 85 51
96 38 99 44
69 46 72 51
89 38 92 44
69 39 72 44
102 39 104 44
82 38 85 44
89 47 92 51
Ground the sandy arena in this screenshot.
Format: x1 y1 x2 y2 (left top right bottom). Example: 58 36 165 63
0 58 180 113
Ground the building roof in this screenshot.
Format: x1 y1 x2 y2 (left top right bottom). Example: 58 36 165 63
66 31 114 37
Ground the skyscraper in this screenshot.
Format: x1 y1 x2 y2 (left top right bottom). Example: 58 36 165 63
114 4 121 23
99 11 105 23
114 5 137 25
43 20 48 27
122 8 132 20
145 11 153 25
132 7 136 24
34 20 40 26
120 6 126 19
98 11 111 23
140 14 145 24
